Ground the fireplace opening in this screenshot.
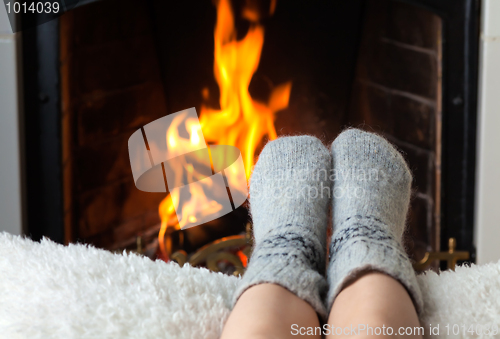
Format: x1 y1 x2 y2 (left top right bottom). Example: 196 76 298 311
22 0 479 271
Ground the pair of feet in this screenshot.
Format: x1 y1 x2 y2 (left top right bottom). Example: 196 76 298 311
234 129 423 320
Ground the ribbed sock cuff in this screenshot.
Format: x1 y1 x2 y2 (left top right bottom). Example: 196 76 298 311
233 253 328 320
232 224 328 320
326 217 423 315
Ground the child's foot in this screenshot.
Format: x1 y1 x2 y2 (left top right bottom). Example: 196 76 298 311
233 136 332 319
327 129 423 314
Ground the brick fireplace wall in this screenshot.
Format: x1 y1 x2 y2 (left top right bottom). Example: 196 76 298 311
60 0 168 249
348 0 442 261
60 0 442 264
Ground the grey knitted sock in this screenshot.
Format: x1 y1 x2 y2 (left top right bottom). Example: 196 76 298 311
232 136 332 319
327 129 423 315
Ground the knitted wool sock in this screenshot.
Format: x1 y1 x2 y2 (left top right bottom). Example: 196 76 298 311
327 129 423 314
232 136 332 319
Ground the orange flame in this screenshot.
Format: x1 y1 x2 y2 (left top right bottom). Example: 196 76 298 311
158 0 291 258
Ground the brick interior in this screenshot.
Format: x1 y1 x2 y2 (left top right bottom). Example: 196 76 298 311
61 0 442 263
61 0 167 249
347 0 442 262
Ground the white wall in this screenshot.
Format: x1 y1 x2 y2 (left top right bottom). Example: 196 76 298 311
0 4 23 235
475 0 500 264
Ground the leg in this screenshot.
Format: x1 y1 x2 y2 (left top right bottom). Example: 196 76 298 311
222 284 321 339
222 136 332 338
326 129 423 338
327 272 422 338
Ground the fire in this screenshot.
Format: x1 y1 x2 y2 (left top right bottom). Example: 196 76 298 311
200 0 291 177
158 0 291 258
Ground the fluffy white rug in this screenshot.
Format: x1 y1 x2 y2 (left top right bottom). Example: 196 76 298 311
0 232 498 339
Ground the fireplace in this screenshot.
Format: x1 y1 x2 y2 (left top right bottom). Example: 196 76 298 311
21 0 479 269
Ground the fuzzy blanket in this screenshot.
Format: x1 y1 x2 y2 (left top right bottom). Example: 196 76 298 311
0 232 499 338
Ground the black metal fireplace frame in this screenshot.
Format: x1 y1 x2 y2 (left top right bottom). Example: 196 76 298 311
22 14 63 243
22 0 480 262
